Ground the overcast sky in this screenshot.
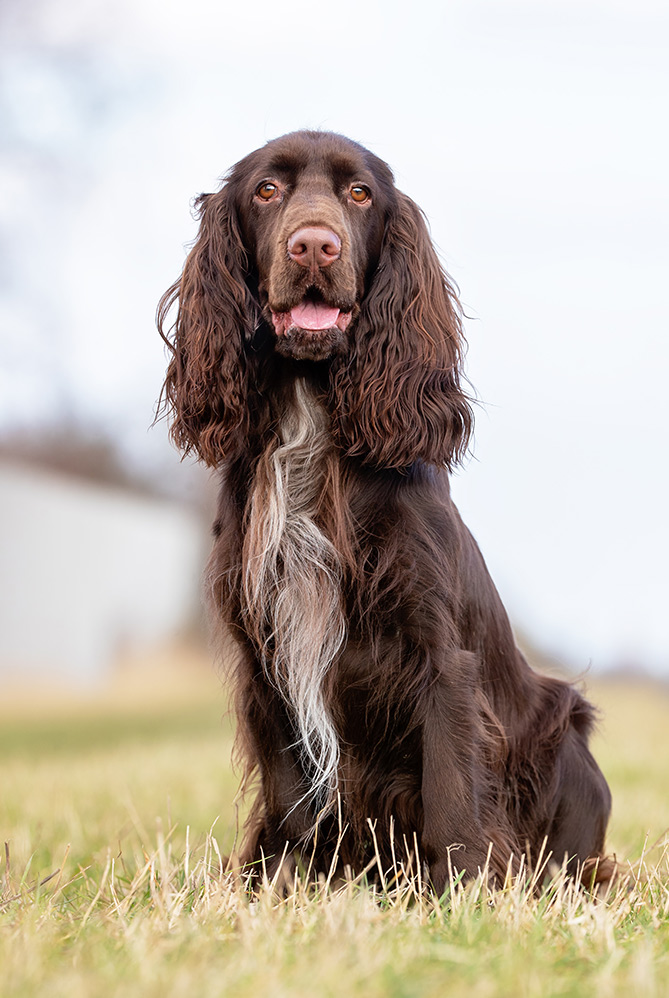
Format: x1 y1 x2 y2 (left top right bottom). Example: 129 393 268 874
1 0 667 673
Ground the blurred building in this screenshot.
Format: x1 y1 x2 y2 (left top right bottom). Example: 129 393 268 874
0 459 208 685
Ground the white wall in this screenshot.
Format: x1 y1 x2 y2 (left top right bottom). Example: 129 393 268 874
0 461 207 684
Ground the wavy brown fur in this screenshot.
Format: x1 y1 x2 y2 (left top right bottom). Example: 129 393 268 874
158 130 612 889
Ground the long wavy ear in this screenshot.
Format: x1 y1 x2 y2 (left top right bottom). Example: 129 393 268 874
157 187 259 467
330 192 473 470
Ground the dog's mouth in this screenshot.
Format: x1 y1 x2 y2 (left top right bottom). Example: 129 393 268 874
270 288 353 340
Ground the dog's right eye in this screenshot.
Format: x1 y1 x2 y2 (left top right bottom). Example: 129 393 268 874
256 182 279 201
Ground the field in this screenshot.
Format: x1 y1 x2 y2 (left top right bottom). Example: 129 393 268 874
1 646 669 997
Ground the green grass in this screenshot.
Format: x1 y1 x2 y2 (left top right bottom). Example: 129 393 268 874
1 664 668 998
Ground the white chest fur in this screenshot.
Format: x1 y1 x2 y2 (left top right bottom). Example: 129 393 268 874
241 379 345 810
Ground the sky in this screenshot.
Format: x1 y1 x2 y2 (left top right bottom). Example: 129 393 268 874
1 0 668 674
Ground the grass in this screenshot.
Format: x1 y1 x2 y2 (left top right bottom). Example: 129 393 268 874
1 648 669 997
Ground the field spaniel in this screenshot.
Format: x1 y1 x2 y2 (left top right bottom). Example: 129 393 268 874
158 130 612 890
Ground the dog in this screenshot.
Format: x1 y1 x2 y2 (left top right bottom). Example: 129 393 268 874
158 130 612 890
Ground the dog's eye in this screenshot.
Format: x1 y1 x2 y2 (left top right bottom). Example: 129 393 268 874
256 182 279 201
350 185 370 204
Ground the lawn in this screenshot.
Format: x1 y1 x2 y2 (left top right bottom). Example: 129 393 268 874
1 648 668 997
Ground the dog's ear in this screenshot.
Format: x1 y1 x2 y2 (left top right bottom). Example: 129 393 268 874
330 192 472 470
157 187 260 466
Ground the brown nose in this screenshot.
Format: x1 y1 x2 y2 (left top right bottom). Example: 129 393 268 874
287 227 341 268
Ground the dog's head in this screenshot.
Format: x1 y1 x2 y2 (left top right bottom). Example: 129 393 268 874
227 131 393 362
158 131 472 469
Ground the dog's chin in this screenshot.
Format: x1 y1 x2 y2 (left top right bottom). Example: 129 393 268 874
270 299 354 361
273 325 348 361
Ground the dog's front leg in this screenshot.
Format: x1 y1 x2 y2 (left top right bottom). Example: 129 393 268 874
240 686 320 882
420 658 495 892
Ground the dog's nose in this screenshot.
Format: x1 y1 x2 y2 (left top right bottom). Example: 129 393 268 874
287 227 341 268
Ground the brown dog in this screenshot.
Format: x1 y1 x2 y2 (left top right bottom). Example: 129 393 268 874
158 130 612 889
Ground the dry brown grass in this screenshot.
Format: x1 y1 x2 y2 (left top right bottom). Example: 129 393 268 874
1 650 668 997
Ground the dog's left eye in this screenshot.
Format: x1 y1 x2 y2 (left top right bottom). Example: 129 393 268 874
350 185 370 204
256 182 279 201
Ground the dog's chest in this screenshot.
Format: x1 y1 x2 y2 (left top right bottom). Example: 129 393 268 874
241 379 337 623
241 379 346 801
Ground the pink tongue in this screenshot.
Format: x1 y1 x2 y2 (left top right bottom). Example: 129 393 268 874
290 300 340 330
